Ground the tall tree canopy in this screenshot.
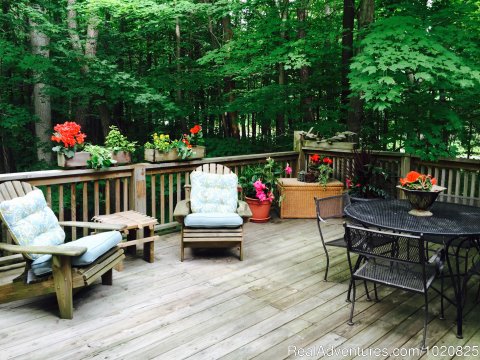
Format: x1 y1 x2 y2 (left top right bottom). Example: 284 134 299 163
0 0 479 172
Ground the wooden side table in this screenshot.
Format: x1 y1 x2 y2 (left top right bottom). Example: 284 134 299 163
92 210 160 265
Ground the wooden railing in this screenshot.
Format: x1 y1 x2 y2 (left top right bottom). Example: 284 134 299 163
0 148 479 260
0 151 298 255
302 147 480 204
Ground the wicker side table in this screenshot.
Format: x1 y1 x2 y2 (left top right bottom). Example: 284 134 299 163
92 210 160 266
278 178 344 218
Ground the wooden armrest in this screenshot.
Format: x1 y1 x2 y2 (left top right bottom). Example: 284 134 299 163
237 200 252 221
58 221 127 231
173 200 191 225
0 243 87 256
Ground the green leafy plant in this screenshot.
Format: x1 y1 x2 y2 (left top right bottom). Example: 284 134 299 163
105 126 137 153
144 133 174 152
174 139 193 160
84 144 116 169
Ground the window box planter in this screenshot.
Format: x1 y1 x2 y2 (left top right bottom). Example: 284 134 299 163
303 140 357 150
57 152 90 168
111 151 132 165
144 146 206 163
277 178 344 218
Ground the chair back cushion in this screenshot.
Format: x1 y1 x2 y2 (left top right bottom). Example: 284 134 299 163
190 171 238 214
0 189 65 260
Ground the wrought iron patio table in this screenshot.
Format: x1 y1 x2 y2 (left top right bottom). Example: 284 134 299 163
344 199 480 338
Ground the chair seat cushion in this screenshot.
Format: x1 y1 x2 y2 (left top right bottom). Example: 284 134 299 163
31 231 122 276
184 213 243 228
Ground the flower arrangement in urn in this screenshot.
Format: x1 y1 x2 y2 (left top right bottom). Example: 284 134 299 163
305 154 333 187
397 171 446 216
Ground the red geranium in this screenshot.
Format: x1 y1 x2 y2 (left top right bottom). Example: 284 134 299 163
310 154 320 163
51 121 86 149
190 125 202 135
399 171 437 191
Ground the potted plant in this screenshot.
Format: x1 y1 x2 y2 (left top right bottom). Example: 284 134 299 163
144 133 178 162
186 124 206 159
397 171 446 216
51 121 88 167
305 154 334 187
104 125 137 164
239 157 287 222
346 149 390 201
84 144 117 169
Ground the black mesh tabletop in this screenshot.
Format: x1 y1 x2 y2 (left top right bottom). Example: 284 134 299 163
345 200 480 237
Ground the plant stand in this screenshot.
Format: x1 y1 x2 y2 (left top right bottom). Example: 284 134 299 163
278 178 344 218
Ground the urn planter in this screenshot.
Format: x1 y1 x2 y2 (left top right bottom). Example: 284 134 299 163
397 185 447 217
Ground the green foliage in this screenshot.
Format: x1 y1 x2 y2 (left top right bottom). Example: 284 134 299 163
85 144 116 169
238 157 284 203
105 126 137 153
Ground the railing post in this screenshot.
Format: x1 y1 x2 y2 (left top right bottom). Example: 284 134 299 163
294 131 306 172
399 154 411 199
131 163 147 214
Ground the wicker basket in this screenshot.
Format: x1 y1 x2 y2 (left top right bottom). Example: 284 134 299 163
278 178 344 218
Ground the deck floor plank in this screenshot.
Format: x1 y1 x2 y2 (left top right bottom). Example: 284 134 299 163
0 218 478 360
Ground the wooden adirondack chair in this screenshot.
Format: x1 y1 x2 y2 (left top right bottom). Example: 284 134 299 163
0 181 126 319
173 164 252 261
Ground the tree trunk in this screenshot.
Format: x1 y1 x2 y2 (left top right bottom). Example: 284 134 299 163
276 63 286 136
347 0 374 135
341 0 355 124
30 6 52 164
297 2 314 123
222 16 239 138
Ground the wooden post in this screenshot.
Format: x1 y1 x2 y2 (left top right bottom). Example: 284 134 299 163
131 164 147 214
295 132 306 173
399 154 411 199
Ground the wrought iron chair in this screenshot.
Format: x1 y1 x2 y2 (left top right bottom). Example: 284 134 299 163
314 193 351 281
344 224 444 350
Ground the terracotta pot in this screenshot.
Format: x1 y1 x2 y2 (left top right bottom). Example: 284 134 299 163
245 197 272 223
397 185 447 216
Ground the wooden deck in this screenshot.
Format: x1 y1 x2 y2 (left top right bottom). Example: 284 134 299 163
0 218 479 360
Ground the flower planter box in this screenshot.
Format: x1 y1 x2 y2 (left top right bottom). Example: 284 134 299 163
57 152 90 168
303 140 357 150
144 146 206 163
111 151 132 165
144 149 179 162
277 178 344 218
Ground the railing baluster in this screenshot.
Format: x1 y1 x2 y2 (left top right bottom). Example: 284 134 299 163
177 173 181 204
169 174 174 223
160 175 165 224
105 180 110 215
123 178 128 211
71 184 76 240
59 185 64 222
151 175 156 219
470 173 477 206
46 186 52 208
115 179 120 213
83 182 88 236
94 181 99 216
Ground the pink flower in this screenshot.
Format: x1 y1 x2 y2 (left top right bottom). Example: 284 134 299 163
285 163 292 175
346 178 352 189
253 180 266 191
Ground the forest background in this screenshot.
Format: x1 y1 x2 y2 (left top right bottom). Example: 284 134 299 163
0 0 479 173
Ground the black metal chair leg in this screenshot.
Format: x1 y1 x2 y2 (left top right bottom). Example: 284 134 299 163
373 283 379 302
364 281 371 301
440 275 445 320
348 279 356 326
422 292 429 351
323 248 330 281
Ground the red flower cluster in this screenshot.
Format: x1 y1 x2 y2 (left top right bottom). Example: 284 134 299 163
309 154 333 165
182 135 192 149
399 171 437 190
51 121 86 148
190 125 202 135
